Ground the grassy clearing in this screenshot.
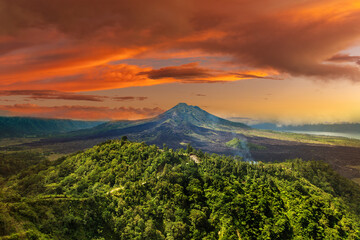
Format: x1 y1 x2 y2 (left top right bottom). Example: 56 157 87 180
352 178 360 185
0 138 41 148
347 165 360 171
46 153 66 161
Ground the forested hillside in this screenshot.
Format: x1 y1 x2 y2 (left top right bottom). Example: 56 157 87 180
1 139 360 239
0 116 102 138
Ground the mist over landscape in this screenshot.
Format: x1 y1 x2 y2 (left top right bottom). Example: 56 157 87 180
1 0 360 239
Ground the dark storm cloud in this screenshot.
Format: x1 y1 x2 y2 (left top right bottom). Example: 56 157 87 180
137 63 214 80
327 54 360 65
112 96 148 101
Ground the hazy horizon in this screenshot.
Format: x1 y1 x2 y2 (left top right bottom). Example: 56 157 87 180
2 102 360 126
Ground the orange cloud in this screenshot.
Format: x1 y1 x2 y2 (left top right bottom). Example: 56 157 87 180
1 64 169 91
0 62 274 92
0 0 359 93
137 63 276 83
0 103 164 120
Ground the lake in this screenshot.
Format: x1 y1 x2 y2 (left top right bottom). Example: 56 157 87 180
285 130 360 140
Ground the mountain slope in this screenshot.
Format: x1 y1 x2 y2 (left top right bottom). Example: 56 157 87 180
1 139 359 239
156 103 249 129
0 116 103 138
87 103 249 136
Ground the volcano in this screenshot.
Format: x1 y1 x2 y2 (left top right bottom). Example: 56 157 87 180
39 103 251 156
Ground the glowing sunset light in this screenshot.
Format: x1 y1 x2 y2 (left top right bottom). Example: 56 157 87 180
0 0 359 122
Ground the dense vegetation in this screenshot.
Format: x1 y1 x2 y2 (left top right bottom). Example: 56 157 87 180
0 116 102 138
1 139 360 239
0 151 46 177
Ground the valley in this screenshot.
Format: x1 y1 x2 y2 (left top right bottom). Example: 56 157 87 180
2 103 360 183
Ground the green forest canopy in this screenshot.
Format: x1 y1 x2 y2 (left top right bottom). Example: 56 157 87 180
1 139 360 239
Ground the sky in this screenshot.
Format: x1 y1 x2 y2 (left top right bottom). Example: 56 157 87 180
0 0 360 124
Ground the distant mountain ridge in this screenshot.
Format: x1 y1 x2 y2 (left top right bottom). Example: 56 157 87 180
0 116 103 138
